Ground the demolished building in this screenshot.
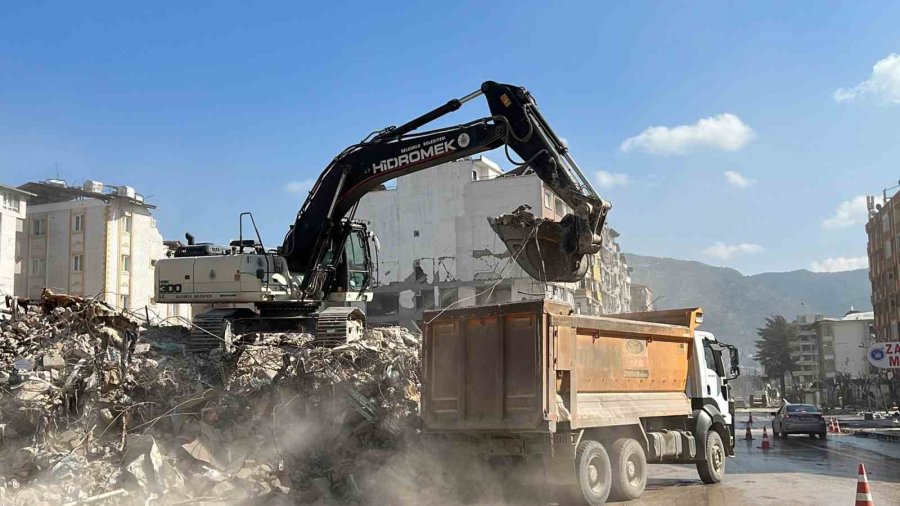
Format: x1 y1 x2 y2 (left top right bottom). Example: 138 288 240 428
0 291 425 505
355 157 635 328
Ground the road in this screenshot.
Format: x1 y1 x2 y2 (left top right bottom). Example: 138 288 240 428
609 412 900 505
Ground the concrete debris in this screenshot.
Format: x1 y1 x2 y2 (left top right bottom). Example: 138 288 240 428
0 291 423 505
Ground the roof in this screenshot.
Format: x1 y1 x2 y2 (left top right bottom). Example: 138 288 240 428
0 183 36 198
841 311 874 321
18 181 155 209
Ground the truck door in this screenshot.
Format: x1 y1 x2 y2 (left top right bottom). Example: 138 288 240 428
699 333 731 425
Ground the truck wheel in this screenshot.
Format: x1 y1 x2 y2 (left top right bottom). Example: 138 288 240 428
696 430 725 484
565 440 611 505
608 438 647 501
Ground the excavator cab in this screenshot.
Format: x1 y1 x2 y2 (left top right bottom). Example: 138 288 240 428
320 222 377 303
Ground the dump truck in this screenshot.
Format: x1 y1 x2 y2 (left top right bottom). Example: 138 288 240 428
422 301 740 505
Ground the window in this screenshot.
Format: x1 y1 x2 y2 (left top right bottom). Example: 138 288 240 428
121 255 131 272
120 294 129 309
703 343 717 372
73 254 84 272
472 170 478 181
31 218 46 236
2 192 20 212
123 215 132 233
544 191 552 209
73 214 84 232
30 258 45 276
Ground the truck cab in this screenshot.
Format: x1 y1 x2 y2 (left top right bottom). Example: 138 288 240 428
688 330 740 447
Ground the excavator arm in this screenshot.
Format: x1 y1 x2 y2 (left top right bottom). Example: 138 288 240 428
282 81 610 300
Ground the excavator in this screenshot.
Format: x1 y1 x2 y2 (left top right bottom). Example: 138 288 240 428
154 81 611 347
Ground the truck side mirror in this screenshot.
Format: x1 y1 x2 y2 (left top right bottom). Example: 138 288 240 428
256 268 265 280
725 343 740 380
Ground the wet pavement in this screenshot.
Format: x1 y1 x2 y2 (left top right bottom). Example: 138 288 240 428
610 412 900 505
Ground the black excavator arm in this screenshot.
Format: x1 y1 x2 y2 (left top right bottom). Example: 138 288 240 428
282 81 610 300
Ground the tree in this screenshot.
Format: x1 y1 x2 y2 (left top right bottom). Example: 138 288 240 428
834 372 854 407
753 315 798 402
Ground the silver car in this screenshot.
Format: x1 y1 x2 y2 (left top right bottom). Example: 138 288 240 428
771 403 827 439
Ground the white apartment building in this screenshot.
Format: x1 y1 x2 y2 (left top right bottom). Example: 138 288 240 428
15 179 189 323
818 309 875 379
355 156 608 327
1 184 33 306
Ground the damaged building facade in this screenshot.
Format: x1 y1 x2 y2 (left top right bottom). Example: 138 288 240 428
600 226 632 314
356 157 633 327
0 184 33 306
13 179 189 322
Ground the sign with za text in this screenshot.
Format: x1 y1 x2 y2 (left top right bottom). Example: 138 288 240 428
868 342 900 369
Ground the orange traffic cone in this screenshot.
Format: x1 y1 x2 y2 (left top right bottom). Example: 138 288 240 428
855 463 874 506
835 418 842 434
748 412 754 425
829 417 836 433
760 426 770 450
744 423 753 441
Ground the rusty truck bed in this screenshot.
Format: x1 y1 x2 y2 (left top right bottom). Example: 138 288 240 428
422 300 701 433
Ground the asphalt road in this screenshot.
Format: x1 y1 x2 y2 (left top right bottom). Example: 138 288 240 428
610 412 900 505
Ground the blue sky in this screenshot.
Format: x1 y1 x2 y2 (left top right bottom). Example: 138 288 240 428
1 1 898 274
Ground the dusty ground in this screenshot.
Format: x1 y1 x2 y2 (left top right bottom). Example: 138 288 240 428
611 412 900 505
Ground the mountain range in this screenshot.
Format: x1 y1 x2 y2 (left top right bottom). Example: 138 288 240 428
625 254 872 364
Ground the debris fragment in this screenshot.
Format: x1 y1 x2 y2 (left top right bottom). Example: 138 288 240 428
0 290 423 504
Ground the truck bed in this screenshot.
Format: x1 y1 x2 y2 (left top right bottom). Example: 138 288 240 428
422 300 701 433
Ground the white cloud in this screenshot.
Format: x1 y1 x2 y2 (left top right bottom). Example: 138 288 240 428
810 256 869 273
702 242 764 259
620 113 754 155
285 179 315 195
724 170 754 188
834 53 900 104
822 195 868 229
595 170 629 188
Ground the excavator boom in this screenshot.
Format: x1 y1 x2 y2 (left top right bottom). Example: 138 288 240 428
282 81 610 298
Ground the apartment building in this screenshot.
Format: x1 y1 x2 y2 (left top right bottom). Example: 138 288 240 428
815 309 875 406
600 227 632 314
0 184 33 305
790 315 822 388
866 188 900 341
816 310 874 378
355 156 617 328
15 179 188 322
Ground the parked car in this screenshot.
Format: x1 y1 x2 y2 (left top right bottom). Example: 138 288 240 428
771 403 827 439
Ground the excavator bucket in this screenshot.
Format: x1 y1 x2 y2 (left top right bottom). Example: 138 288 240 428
488 208 590 283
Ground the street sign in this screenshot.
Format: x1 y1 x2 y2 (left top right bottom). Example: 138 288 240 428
868 341 900 368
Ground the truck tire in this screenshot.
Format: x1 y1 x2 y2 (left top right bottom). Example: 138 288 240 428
563 439 612 505
696 430 725 484
608 438 647 502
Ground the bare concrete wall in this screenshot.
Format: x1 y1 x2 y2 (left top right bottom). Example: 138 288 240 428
356 157 582 326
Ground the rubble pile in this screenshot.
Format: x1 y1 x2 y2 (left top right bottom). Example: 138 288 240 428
0 292 424 505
